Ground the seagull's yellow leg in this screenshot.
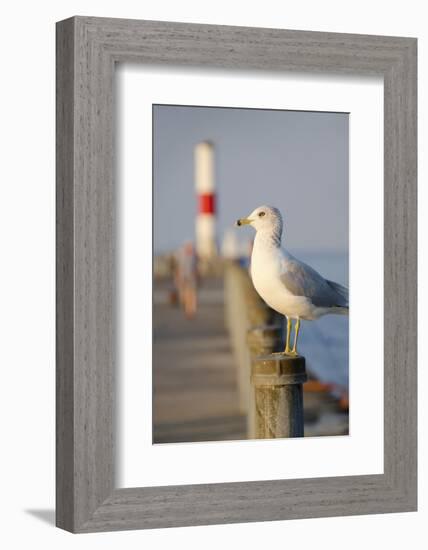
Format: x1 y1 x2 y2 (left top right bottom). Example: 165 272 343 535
284 317 292 354
291 318 301 356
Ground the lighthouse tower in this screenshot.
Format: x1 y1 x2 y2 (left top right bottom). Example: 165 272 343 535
194 141 217 265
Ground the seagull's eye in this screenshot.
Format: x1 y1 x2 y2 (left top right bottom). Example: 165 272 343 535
258 211 265 217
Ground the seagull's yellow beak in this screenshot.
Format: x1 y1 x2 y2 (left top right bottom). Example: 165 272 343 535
236 217 252 227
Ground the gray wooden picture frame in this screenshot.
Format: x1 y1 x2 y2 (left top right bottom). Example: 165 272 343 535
56 16 417 533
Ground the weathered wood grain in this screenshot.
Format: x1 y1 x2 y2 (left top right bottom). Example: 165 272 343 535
252 355 307 438
56 17 75 533
56 16 417 532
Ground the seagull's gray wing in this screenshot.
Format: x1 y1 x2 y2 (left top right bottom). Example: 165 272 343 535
280 255 348 308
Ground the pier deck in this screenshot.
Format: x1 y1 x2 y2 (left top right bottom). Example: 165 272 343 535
153 278 246 443
153 277 348 444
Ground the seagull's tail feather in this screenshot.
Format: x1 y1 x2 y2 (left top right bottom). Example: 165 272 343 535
333 305 349 316
327 280 349 308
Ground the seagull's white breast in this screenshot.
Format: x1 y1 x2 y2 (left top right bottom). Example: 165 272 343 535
250 239 313 319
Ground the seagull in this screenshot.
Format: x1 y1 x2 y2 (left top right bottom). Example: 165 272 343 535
236 205 349 356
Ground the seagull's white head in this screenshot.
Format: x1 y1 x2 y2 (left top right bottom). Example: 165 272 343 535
236 205 283 234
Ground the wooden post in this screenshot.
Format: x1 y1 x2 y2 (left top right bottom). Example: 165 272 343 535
247 325 282 438
246 303 272 326
224 262 275 413
251 353 307 438
247 324 282 356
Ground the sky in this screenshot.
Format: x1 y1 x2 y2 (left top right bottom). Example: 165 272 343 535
153 105 348 256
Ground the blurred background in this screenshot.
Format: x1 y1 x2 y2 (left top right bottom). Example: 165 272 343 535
153 104 349 443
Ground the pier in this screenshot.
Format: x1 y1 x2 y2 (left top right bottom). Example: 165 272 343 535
153 266 348 444
153 277 246 443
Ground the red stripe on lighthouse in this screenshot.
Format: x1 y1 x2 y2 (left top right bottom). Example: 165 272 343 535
198 193 216 214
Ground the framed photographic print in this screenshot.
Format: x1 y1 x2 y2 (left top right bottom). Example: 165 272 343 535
56 16 417 532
